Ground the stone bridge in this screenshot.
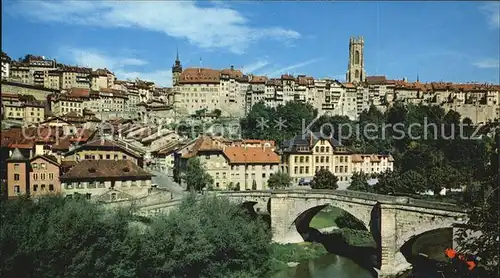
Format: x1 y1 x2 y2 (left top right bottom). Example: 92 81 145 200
127 189 466 277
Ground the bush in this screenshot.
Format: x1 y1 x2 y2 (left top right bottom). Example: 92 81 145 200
0 195 272 278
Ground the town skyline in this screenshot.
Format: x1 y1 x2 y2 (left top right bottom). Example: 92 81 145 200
2 1 499 86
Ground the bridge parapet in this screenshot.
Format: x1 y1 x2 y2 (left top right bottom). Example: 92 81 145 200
213 189 464 213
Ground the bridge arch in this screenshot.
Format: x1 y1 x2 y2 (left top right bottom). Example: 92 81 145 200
289 198 375 233
396 214 462 251
399 227 453 263
293 204 369 233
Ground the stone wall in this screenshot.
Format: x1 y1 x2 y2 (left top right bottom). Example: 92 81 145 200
1 81 58 101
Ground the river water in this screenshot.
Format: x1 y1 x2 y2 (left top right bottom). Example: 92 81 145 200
271 254 374 278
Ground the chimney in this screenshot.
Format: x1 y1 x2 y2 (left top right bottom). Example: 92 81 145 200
230 65 234 70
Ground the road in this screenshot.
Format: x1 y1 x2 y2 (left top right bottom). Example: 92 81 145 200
150 170 186 198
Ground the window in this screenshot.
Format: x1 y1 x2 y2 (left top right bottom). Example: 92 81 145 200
14 163 19 170
33 173 38 180
315 147 319 152
315 157 319 163
99 155 103 159
299 167 304 174
111 193 117 201
32 163 38 169
335 166 339 172
33 184 38 192
123 155 127 160
305 166 309 174
85 193 91 200
49 184 54 191
294 157 298 163
305 157 309 163
320 156 324 163
41 173 46 180
299 157 304 163
106 154 111 159
41 163 46 169
48 173 54 179
320 147 324 152
41 184 46 191
14 174 20 181
294 166 298 174
14 185 20 193
262 173 266 178
114 155 118 160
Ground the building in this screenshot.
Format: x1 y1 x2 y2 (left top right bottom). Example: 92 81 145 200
5 148 30 198
90 68 115 90
50 92 84 116
280 132 394 186
29 154 61 197
175 136 279 190
351 154 394 174
59 159 153 201
63 138 144 167
59 66 92 89
346 36 366 84
1 93 45 124
1 52 11 79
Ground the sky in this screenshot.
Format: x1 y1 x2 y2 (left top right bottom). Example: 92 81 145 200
2 1 499 87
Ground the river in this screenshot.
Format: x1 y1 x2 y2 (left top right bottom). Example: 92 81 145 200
271 254 374 278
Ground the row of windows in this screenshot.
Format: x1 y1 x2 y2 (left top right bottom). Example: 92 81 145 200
80 154 127 160
214 172 268 179
293 155 350 164
32 173 55 180
33 184 55 192
293 165 350 175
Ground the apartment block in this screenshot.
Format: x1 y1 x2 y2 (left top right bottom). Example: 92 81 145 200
176 136 279 190
280 132 394 184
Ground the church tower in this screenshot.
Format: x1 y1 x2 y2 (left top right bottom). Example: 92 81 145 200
171 49 182 86
346 36 366 84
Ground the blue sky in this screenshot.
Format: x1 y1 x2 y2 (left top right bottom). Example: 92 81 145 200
2 1 499 86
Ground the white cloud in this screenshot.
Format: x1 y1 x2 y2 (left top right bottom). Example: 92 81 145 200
65 48 171 86
8 1 301 54
242 60 270 73
115 69 172 87
473 58 500 69
68 48 148 69
479 2 500 29
264 58 321 77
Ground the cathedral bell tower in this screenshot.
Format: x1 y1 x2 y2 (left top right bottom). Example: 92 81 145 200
346 36 366 84
172 49 182 86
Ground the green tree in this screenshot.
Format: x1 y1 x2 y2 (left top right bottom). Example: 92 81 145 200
335 212 366 230
348 172 374 193
374 170 426 195
311 169 338 190
142 195 272 277
185 157 213 192
213 109 222 118
267 171 292 189
456 134 499 275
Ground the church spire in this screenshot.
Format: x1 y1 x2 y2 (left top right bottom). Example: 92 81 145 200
176 47 179 62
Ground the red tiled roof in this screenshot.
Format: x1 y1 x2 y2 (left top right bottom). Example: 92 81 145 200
60 160 152 180
179 68 220 84
223 146 280 164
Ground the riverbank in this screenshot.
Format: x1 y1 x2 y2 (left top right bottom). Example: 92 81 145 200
267 242 328 275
